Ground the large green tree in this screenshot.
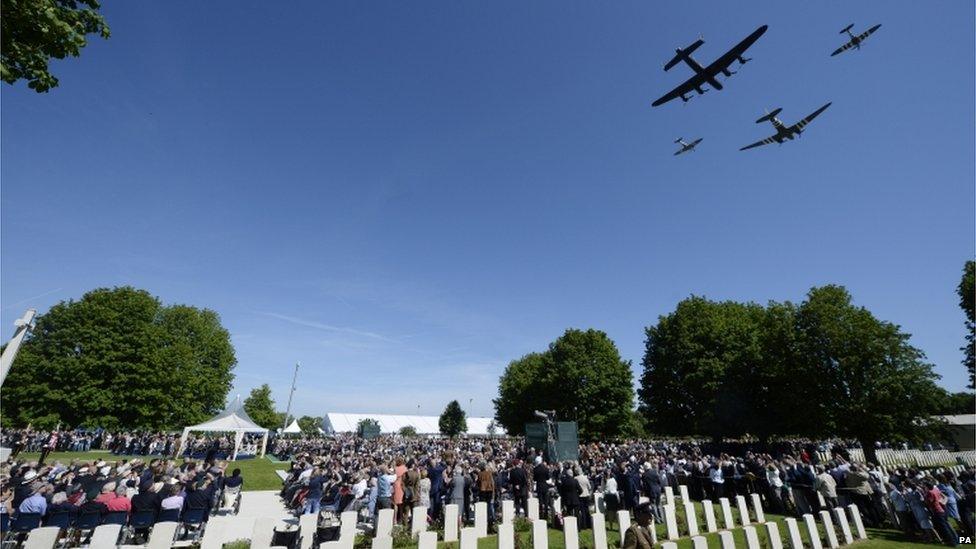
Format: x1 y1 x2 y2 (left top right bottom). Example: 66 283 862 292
297 415 322 436
494 329 634 439
439 400 467 437
1 0 110 92
243 384 280 430
959 261 975 389
4 287 235 429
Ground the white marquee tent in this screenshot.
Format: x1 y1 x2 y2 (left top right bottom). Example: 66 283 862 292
282 419 302 434
177 395 269 460
322 412 495 435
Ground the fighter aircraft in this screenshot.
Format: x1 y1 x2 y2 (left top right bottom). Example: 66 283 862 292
673 137 703 156
651 25 768 107
739 102 832 151
831 24 882 56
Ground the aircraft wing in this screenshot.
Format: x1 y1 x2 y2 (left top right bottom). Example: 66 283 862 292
701 25 768 76
830 24 880 56
652 72 710 107
790 102 832 132
739 135 779 151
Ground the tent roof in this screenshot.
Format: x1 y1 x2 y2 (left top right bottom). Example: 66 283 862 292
322 412 494 435
282 419 302 433
184 395 268 433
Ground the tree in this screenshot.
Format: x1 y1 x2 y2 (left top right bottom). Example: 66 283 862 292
243 384 280 430
3 287 235 429
935 390 976 415
398 426 418 438
494 329 634 439
297 415 322 436
959 261 975 389
1 0 110 92
439 400 467 437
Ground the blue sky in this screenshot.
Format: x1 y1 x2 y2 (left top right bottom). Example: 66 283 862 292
2 1 973 419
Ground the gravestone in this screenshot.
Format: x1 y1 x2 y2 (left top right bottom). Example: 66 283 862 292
832 507 853 545
684 502 699 536
418 532 437 549
817 493 827 508
661 543 678 549
847 504 867 540
783 518 803 549
592 513 608 549
736 495 751 526
691 536 708 549
679 485 690 503
553 497 562 515
719 498 735 529
702 500 718 533
664 486 675 506
460 527 478 549
444 504 460 542
664 504 679 540
803 514 823 549
563 516 580 549
594 491 605 514
750 493 765 523
819 511 839 548
498 523 515 549
617 511 631 548
528 498 540 521
375 509 395 539
411 506 427 537
339 511 358 545
371 537 392 549
475 502 488 538
502 500 515 525
743 525 761 549
533 519 548 549
718 530 735 549
764 521 784 549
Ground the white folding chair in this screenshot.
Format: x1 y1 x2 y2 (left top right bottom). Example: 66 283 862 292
88 524 123 549
23 527 61 549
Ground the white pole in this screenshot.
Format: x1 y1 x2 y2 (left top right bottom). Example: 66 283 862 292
282 363 299 431
0 309 37 386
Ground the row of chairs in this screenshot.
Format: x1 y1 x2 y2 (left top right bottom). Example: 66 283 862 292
1 507 208 548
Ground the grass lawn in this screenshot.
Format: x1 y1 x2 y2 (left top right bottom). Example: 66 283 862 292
15 450 290 491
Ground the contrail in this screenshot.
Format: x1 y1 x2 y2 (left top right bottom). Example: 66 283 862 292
1 287 64 310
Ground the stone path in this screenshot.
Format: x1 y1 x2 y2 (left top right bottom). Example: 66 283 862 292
210 490 295 546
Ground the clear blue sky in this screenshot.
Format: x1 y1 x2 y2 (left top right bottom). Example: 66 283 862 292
2 1 973 419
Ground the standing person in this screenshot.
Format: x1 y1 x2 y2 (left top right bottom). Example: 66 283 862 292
814 466 838 509
448 466 466 521
558 464 581 524
304 468 324 516
478 462 496 530
888 483 915 536
533 457 551 520
427 458 446 520
509 460 528 517
604 470 620 531
418 469 431 519
641 463 662 522
575 465 593 529
905 481 938 543
393 458 408 525
709 461 725 501
40 431 59 465
375 465 396 525
925 481 958 546
403 461 421 525
622 503 655 549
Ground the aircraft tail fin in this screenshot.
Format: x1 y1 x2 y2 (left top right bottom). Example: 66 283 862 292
755 108 782 123
664 38 703 71
840 23 854 34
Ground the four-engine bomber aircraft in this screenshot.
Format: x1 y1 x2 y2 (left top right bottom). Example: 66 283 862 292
673 137 703 155
651 25 768 107
831 24 882 56
739 102 832 151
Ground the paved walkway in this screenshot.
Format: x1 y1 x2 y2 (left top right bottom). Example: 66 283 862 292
210 490 295 546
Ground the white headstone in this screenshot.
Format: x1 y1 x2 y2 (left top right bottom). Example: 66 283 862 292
664 504 679 540
371 537 392 549
594 492 605 514
498 523 515 549
475 502 488 538
460 527 478 549
817 493 827 507
339 511 358 544
592 513 608 549
563 516 579 549
411 506 427 537
418 531 438 549
375 509 395 539
736 495 751 526
661 543 678 549
528 498 540 521
702 500 718 533
444 504 460 542
847 504 867 540
803 514 823 549
617 511 631 548
502 500 515 525
783 518 803 549
533 519 548 549
692 536 708 549
639 496 650 505
553 497 562 515
832 507 853 545
679 485 690 503
664 486 675 506
750 493 765 523
718 530 736 549
684 502 699 537
764 521 784 549
819 511 839 549
743 525 761 549
719 498 735 529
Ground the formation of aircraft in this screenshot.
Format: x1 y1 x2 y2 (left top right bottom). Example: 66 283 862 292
673 137 703 155
658 22 881 155
831 24 882 57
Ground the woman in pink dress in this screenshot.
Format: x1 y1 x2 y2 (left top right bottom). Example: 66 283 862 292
393 457 408 524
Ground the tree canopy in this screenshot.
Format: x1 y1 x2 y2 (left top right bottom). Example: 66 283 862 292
439 400 467 437
297 415 322 435
1 0 110 92
494 328 634 439
243 384 280 430
959 260 975 389
4 287 235 429
639 286 944 459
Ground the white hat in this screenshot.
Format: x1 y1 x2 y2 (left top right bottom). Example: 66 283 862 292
99 466 111 477
95 461 107 468
21 470 38 483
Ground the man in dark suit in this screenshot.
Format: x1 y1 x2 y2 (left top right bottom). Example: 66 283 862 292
641 463 663 521
508 460 528 517
532 457 551 519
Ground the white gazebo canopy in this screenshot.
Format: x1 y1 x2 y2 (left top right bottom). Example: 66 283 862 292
282 418 302 434
177 395 269 460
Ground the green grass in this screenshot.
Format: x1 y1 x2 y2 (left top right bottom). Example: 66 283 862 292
16 450 290 491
